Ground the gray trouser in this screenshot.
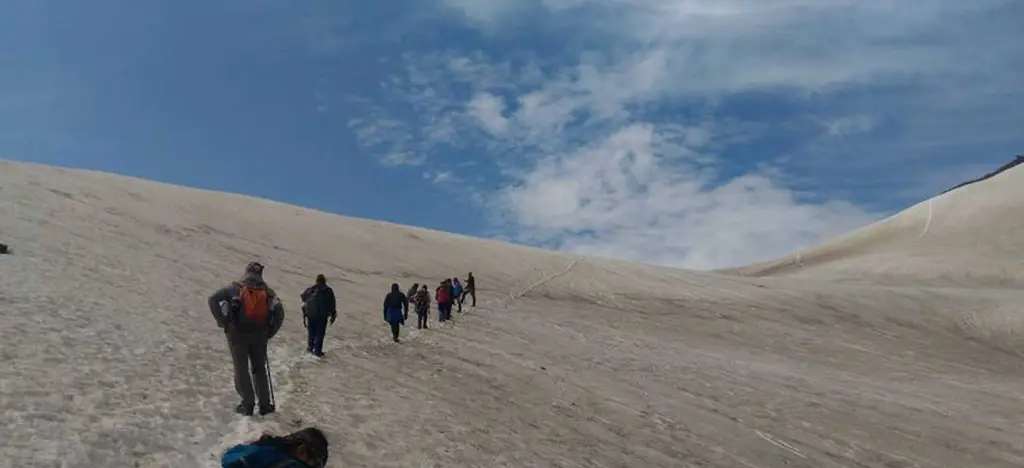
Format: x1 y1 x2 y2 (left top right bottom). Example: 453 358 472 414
226 330 271 407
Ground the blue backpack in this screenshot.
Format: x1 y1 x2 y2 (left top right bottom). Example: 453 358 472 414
221 444 310 468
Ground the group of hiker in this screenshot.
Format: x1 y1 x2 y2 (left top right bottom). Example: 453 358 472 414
384 275 475 341
207 261 478 466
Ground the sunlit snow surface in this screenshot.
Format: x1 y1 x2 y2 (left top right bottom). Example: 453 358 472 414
3 160 1024 468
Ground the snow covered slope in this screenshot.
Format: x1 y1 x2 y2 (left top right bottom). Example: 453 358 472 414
3 159 1024 468
724 163 1024 288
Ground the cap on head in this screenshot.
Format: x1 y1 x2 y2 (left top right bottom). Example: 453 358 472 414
245 261 265 276
391 283 400 292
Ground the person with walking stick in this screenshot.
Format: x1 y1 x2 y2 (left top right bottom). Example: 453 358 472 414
208 261 285 416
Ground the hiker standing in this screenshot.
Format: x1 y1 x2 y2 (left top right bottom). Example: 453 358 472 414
300 274 337 358
452 278 464 314
208 261 284 416
464 272 476 307
414 285 431 329
382 283 409 343
221 427 330 468
435 279 453 322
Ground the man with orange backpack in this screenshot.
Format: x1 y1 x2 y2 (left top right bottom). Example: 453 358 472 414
208 261 285 416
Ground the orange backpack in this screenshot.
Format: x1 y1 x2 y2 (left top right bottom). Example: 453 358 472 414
235 282 271 325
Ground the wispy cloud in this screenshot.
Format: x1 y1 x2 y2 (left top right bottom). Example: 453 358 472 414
467 93 510 135
823 115 878 138
345 0 1022 269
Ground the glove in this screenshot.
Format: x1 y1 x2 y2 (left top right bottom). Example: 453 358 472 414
302 316 307 328
329 313 337 325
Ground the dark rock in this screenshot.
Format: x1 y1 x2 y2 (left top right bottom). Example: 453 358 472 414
941 155 1024 195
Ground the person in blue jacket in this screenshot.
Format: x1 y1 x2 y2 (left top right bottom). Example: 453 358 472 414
382 283 409 343
452 277 464 314
221 427 329 468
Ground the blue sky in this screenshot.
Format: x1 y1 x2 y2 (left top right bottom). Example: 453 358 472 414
3 0 1022 270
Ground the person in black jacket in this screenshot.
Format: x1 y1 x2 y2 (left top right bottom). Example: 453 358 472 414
464 272 476 307
300 274 337 358
414 285 431 329
382 283 409 343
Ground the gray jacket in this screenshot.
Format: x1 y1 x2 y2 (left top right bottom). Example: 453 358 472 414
208 273 285 340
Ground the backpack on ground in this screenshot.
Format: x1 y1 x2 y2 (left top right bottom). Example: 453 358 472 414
222 443 306 468
233 282 271 329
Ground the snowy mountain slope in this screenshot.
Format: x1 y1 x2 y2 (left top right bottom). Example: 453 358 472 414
3 159 1024 468
723 163 1024 288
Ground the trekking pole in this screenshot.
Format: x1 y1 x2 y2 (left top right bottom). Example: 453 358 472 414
266 354 276 407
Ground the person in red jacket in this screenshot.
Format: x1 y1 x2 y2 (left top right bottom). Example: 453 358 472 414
435 279 454 322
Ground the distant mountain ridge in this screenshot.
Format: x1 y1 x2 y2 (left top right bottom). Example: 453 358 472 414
942 154 1024 195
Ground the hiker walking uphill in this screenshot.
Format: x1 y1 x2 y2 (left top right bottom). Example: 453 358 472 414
414 284 431 329
464 272 476 307
300 274 337 358
435 279 455 323
382 283 409 343
208 261 285 416
452 277 464 314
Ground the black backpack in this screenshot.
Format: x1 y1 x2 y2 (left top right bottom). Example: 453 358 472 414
303 286 329 320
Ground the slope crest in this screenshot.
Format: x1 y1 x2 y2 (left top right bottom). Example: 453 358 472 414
724 164 1024 287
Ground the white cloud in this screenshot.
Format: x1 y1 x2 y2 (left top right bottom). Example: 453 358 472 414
346 0 1022 269
467 93 509 134
497 123 873 269
824 115 877 137
381 152 427 167
441 0 523 30
432 171 459 184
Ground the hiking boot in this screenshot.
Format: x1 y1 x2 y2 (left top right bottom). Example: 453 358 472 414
312 351 325 358
235 403 254 416
259 404 276 416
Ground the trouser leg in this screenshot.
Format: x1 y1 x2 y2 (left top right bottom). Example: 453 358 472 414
306 321 315 352
228 334 256 407
311 319 327 354
317 319 328 353
390 323 400 341
249 338 272 408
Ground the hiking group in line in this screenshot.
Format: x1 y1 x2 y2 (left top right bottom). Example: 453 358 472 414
207 261 477 418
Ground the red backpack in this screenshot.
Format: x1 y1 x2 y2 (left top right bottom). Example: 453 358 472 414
436 285 450 304
234 282 271 327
